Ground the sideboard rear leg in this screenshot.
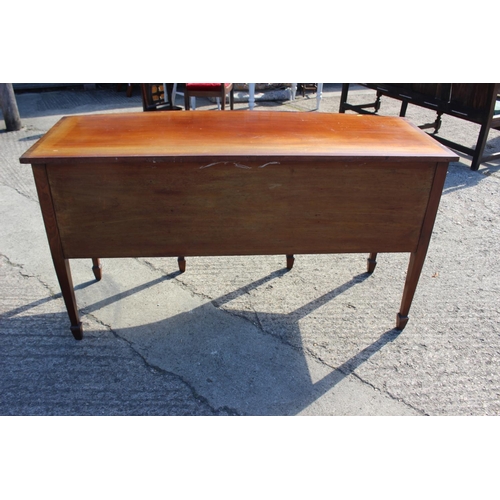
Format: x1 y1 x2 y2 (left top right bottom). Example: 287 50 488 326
178 256 186 273
367 253 377 273
92 258 102 280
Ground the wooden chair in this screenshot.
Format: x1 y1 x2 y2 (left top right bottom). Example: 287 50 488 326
141 83 180 111
184 83 234 110
297 83 318 97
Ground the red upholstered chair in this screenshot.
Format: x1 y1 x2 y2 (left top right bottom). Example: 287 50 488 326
184 83 234 110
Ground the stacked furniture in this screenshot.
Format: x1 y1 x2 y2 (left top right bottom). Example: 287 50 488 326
339 83 500 170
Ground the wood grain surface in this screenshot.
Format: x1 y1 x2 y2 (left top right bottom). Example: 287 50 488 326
47 159 436 259
20 111 457 164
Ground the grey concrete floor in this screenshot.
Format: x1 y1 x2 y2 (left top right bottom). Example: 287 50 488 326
1 84 500 415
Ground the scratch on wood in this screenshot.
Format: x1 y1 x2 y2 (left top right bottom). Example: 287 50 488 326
200 161 228 169
200 161 279 170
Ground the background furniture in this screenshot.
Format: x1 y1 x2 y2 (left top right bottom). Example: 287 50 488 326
184 83 234 110
339 83 500 170
248 83 256 110
117 83 135 97
291 83 323 110
297 83 318 97
245 84 323 111
141 83 179 111
21 111 457 339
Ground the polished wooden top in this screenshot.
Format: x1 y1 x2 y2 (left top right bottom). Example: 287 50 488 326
20 111 458 164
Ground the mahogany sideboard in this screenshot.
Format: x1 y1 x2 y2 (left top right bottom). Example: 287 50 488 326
20 111 458 339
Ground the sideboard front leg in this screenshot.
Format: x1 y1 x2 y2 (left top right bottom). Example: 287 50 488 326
396 250 424 331
367 253 377 273
92 258 102 280
54 257 83 339
31 164 83 339
396 312 409 330
397 162 449 330
286 254 295 270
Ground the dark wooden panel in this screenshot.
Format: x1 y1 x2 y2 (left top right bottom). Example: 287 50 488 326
47 160 436 259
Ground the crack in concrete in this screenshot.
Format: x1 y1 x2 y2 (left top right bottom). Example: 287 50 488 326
73 306 241 416
215 303 421 414
73 252 420 415
78 308 241 416
347 371 427 415
0 253 55 292
0 182 35 202
82 257 427 415
136 258 421 414
2 253 238 416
